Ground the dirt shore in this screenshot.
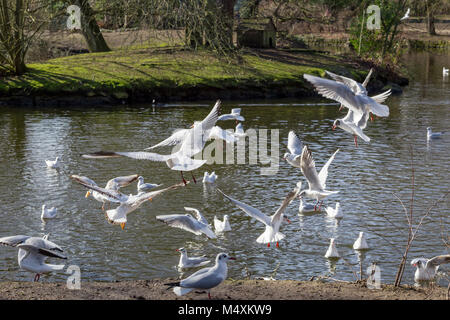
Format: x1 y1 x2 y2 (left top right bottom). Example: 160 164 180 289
0 279 447 300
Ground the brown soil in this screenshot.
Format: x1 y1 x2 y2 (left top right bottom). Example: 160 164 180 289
0 279 448 300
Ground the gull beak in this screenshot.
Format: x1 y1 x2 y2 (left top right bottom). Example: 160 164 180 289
148 198 153 202
332 125 336 130
85 190 91 198
412 263 416 267
120 222 126 230
229 257 236 260
190 124 194 128
175 249 179 252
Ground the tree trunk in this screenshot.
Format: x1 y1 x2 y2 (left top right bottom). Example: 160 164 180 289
219 0 236 47
75 0 110 52
426 0 437 35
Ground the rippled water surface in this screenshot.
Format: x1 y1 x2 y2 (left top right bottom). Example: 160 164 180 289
0 52 448 285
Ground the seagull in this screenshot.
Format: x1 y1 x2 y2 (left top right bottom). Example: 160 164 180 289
73 174 139 211
298 198 318 214
45 157 60 169
218 188 299 247
324 238 340 258
353 232 369 250
234 122 247 140
82 100 224 184
217 108 245 123
137 176 161 193
411 255 450 282
156 207 216 239
443 67 449 76
41 205 58 221
303 70 390 125
214 215 231 233
298 146 339 211
202 172 217 184
427 127 445 140
283 131 303 168
176 247 210 269
0 235 67 281
400 8 410 21
325 202 343 219
71 175 186 230
165 252 236 299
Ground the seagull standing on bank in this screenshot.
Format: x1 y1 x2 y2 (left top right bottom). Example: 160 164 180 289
156 207 216 239
298 146 339 211
176 247 210 269
0 235 67 281
411 255 450 282
82 100 224 184
165 252 236 299
218 188 299 247
283 131 303 168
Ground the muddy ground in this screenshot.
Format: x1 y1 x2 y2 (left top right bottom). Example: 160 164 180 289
0 279 448 300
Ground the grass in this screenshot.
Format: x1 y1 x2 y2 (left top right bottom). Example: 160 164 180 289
0 45 368 97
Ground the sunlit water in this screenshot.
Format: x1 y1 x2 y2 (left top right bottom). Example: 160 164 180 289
0 52 448 287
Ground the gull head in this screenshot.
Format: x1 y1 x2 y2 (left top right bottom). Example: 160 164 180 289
298 190 307 199
283 152 290 161
138 176 144 182
223 214 229 221
426 127 432 132
332 119 341 130
176 247 186 255
411 258 427 268
216 253 236 263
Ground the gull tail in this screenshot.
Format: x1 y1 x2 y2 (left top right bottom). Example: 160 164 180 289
256 226 285 244
173 287 193 296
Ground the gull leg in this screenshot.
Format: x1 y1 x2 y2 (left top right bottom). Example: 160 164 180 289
370 114 374 122
354 135 358 147
180 171 187 185
318 201 323 211
314 201 319 211
34 274 40 282
208 292 211 300
191 172 197 184
276 242 279 248
267 243 270 247
102 202 105 211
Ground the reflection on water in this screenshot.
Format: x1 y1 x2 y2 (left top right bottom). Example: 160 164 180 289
0 52 448 286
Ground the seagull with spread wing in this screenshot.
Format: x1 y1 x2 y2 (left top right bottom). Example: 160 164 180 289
218 188 299 247
82 100 226 184
0 234 67 282
411 255 450 282
298 146 339 211
283 131 303 168
156 207 216 239
71 175 186 230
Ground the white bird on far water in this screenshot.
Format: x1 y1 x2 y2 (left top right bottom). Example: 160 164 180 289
218 188 299 247
411 255 450 282
218 108 245 122
298 146 340 211
443 67 449 76
283 131 303 168
214 215 231 233
298 198 317 214
176 247 210 269
202 171 217 184
45 157 60 169
427 127 445 140
325 202 343 219
165 253 236 299
0 235 67 281
41 205 58 221
324 238 340 259
156 207 216 239
353 232 369 250
400 8 410 21
137 176 161 193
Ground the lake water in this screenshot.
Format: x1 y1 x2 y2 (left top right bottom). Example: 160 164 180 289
0 51 448 286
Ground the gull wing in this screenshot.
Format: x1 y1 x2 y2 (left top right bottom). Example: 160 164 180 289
271 188 301 223
300 146 323 191
325 70 368 95
70 175 126 202
426 255 450 268
318 148 339 190
82 151 171 162
287 131 303 155
17 244 67 259
370 89 392 104
0 235 31 247
303 74 364 122
181 268 224 289
105 174 139 191
217 189 271 226
207 126 236 144
184 207 209 225
145 129 190 150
